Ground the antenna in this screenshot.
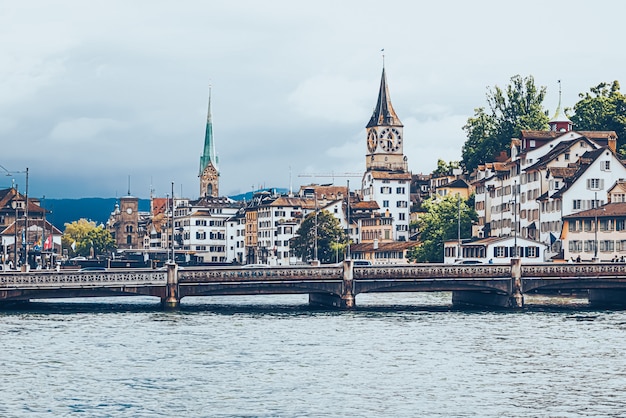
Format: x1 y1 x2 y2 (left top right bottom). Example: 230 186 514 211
127 175 131 196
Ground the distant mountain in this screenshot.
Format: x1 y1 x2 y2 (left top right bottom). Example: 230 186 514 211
42 198 150 230
42 189 288 231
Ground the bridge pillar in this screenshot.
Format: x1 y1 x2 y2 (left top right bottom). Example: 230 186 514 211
308 260 355 309
162 263 180 309
589 289 626 307
341 259 355 308
508 258 524 308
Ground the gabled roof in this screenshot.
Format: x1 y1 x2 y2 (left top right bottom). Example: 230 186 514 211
563 202 626 219
550 147 617 199
368 171 412 180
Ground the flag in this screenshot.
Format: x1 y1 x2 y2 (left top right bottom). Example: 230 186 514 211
71 241 76 251
44 235 52 250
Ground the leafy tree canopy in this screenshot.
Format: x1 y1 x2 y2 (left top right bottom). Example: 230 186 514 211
461 75 549 173
432 159 460 177
407 195 477 263
569 81 626 155
62 218 116 258
290 210 349 264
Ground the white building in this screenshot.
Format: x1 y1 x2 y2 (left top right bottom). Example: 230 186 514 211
444 236 547 264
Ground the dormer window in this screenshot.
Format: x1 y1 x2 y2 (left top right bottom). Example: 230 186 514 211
529 140 536 148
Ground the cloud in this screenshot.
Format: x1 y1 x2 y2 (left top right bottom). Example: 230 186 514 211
49 118 127 143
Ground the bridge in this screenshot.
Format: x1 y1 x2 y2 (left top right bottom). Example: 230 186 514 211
1 260 626 309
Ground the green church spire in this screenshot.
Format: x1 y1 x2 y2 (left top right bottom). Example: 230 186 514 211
199 87 218 176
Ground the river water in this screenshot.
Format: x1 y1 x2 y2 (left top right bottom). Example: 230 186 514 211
1 292 625 417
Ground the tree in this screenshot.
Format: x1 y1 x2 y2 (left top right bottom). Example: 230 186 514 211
570 81 626 155
461 75 549 173
407 195 477 263
290 210 349 264
62 219 116 258
432 159 460 177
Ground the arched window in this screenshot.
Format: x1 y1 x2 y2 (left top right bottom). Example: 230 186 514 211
207 184 213 196
127 235 132 245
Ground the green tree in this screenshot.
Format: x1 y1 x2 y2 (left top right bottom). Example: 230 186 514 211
570 81 626 155
407 195 477 263
62 219 116 258
432 159 460 176
461 75 549 173
291 210 349 264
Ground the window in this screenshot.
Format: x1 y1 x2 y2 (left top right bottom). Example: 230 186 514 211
587 178 604 190
564 153 570 161
396 187 405 194
600 240 614 252
526 246 539 258
494 246 508 258
601 161 611 171
380 187 392 194
569 240 582 252
573 200 582 210
383 200 389 208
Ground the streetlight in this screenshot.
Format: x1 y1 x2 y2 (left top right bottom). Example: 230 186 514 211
1 166 29 267
594 191 598 261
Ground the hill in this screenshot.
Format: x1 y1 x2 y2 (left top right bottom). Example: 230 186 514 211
42 198 150 230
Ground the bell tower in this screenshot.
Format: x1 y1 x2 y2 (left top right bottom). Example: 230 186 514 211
365 66 407 173
199 87 219 198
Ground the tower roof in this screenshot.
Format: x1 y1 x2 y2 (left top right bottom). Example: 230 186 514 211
366 67 402 128
549 80 572 124
199 88 219 176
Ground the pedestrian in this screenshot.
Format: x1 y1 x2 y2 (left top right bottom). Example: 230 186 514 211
576 255 581 263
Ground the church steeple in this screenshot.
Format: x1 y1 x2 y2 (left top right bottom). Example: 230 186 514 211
548 80 573 133
364 65 407 173
199 87 219 198
366 67 403 128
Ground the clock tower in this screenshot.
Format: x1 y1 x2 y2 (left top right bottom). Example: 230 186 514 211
365 67 407 172
362 66 411 241
199 88 219 198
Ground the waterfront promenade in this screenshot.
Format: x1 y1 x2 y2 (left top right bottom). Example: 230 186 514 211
1 260 626 308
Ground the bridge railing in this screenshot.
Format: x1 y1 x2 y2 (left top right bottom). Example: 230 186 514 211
178 265 344 282
0 270 167 290
521 263 626 278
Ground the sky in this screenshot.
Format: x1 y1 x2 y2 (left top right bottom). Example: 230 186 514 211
1 0 623 199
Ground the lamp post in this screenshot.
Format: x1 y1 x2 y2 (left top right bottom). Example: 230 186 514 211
11 200 18 269
513 180 518 258
594 191 598 261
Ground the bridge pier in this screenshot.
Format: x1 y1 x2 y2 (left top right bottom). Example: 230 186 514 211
452 259 524 309
588 289 626 307
161 263 180 309
308 259 355 309
508 258 524 308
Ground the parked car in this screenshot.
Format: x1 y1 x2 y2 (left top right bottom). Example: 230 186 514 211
454 259 483 265
242 264 269 268
78 266 107 272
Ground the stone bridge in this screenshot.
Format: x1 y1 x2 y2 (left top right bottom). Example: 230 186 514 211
1 260 626 308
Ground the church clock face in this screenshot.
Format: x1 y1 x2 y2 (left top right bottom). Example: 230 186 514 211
367 129 378 153
379 128 402 152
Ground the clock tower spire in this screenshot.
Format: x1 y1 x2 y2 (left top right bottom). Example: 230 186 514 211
199 87 219 198
365 66 406 172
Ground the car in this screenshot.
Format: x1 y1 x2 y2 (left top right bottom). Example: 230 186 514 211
78 266 107 272
242 264 269 268
454 259 484 265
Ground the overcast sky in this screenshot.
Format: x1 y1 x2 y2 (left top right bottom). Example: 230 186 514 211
1 0 622 199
